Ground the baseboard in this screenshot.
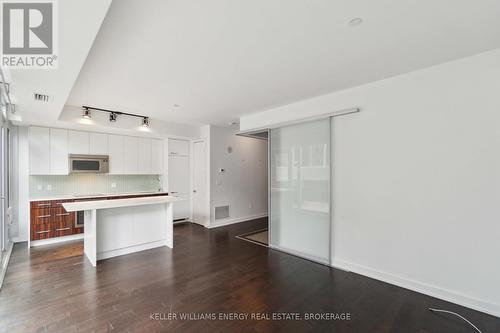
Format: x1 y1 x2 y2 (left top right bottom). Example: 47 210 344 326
0 241 14 290
207 213 268 229
12 236 28 243
332 258 500 318
97 239 169 260
30 234 84 247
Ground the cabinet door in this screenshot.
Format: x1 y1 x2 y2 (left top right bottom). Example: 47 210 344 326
49 128 68 175
68 130 89 154
89 133 108 155
151 139 163 174
29 127 50 175
168 139 189 156
168 155 190 194
173 195 190 220
138 138 152 174
123 136 139 174
108 134 124 174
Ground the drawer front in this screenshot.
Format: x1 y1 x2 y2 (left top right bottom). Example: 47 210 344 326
30 208 53 225
30 199 74 209
53 210 75 224
31 222 54 240
30 201 52 209
51 199 73 208
52 206 71 216
53 217 74 237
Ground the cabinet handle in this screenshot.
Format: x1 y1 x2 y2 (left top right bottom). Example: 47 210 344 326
56 213 70 216
37 215 51 218
37 203 51 207
36 230 50 234
56 227 70 231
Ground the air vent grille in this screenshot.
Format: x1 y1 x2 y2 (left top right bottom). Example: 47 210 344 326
214 205 230 220
34 93 50 102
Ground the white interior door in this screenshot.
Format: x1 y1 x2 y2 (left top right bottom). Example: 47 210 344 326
192 140 207 225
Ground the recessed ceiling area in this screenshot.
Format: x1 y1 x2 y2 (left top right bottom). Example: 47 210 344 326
66 0 500 126
10 0 500 128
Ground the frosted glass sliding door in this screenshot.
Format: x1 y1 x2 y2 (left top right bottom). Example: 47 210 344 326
269 119 330 263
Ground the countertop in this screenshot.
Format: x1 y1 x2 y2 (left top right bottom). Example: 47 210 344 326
62 195 184 211
29 191 169 202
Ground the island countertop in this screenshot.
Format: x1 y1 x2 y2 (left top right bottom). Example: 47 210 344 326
62 195 185 212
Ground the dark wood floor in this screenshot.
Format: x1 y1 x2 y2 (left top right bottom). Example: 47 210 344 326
0 218 498 332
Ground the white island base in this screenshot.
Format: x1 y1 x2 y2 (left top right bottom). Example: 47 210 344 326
63 196 183 267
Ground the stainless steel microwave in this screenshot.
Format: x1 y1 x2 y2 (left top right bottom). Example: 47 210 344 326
69 154 109 173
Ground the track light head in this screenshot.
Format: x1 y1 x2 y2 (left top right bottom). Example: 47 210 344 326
82 108 91 119
109 112 117 122
142 117 150 127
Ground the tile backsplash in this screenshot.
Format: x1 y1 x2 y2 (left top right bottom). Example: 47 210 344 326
30 174 162 198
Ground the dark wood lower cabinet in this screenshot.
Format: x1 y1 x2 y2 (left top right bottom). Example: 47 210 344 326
30 193 168 241
30 222 55 240
30 200 77 241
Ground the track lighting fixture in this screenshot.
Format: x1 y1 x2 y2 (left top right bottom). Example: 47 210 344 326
81 106 151 127
82 108 91 119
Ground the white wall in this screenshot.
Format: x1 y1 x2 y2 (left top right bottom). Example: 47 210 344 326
209 125 268 227
240 49 500 317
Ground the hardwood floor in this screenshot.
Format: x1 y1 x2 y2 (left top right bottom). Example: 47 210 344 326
0 218 498 332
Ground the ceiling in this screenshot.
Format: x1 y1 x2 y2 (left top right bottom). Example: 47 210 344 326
14 0 500 127
8 0 112 126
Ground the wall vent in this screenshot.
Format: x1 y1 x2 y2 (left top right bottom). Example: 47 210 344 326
34 93 50 102
214 205 230 220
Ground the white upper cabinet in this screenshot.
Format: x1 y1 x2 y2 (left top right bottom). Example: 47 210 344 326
108 134 124 174
49 128 68 175
68 130 89 154
168 139 189 156
123 136 139 174
151 139 163 174
89 132 108 155
138 138 152 174
29 127 50 175
29 127 164 176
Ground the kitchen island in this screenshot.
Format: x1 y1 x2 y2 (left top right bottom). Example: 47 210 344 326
63 195 184 266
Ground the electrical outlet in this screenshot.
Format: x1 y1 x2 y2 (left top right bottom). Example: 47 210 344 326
37 185 42 190
249 202 253 209
47 184 52 191
111 183 117 188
